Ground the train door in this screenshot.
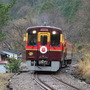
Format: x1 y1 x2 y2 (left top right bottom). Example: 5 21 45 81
38 32 50 60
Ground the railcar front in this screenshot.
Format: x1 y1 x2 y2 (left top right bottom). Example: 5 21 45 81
25 26 64 72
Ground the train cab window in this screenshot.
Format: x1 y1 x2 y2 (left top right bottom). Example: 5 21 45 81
51 32 60 47
28 33 37 46
41 35 47 45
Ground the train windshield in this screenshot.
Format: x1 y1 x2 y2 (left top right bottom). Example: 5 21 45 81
41 35 47 45
28 31 37 46
51 31 60 47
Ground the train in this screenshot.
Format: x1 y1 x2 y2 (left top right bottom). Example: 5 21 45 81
24 26 73 72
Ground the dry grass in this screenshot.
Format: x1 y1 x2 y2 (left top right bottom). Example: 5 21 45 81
78 44 90 79
78 59 90 78
0 73 12 90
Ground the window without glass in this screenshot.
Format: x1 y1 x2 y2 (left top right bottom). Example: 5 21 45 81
28 34 37 46
51 33 60 47
41 35 47 45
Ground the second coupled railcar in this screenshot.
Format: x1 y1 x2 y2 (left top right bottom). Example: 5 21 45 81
24 26 73 72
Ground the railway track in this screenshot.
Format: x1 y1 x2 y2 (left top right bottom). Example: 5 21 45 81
51 75 80 90
9 72 90 90
33 73 54 90
33 73 80 90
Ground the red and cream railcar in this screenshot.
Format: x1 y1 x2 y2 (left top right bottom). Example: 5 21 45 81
24 26 73 72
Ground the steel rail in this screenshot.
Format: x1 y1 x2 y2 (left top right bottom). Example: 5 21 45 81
51 75 80 90
33 73 54 90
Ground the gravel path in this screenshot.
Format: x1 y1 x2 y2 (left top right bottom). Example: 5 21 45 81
55 72 90 90
10 73 42 90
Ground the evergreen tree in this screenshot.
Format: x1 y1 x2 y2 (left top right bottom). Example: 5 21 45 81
0 0 16 41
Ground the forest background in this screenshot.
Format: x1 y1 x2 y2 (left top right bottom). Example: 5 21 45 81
0 0 90 61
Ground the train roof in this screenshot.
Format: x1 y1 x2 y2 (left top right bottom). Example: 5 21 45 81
26 26 62 32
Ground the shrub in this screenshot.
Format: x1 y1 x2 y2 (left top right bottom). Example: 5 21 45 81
78 44 90 78
5 57 22 73
78 60 90 78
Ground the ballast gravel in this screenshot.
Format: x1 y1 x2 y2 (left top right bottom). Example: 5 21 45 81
9 71 90 90
10 73 42 90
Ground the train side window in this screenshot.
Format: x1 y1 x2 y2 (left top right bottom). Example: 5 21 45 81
51 34 60 47
28 34 37 46
41 35 47 45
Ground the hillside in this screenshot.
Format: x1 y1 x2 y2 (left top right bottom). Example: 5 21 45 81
0 0 90 55
1 0 89 42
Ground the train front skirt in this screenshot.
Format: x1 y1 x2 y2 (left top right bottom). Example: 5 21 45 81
26 60 61 72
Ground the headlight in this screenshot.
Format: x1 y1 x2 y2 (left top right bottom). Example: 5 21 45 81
52 31 56 35
32 30 36 34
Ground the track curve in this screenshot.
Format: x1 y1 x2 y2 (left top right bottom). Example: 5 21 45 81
33 73 54 90
51 75 80 90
